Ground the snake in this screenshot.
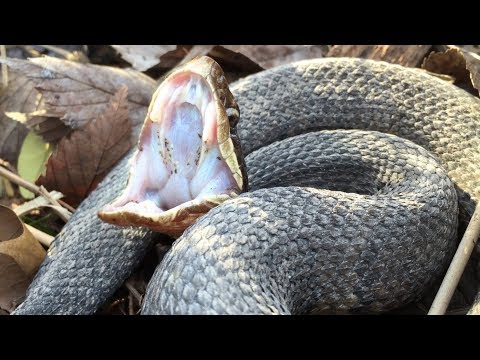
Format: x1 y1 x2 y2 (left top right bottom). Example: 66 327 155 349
13 56 480 315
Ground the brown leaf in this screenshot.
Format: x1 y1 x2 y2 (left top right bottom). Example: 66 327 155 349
0 205 47 275
0 253 30 313
462 51 480 94
1 47 88 146
0 56 157 138
0 70 40 165
218 45 329 69
111 45 186 72
422 48 471 83
37 86 133 206
23 117 71 143
328 45 432 68
180 45 216 65
422 47 480 95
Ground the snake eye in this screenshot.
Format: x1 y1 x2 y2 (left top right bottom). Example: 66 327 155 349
226 107 240 127
218 89 226 105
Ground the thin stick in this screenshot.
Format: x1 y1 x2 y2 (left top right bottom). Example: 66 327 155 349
0 159 17 174
428 204 480 315
0 45 8 90
37 185 69 222
124 279 143 303
25 223 54 247
128 292 135 315
0 162 76 213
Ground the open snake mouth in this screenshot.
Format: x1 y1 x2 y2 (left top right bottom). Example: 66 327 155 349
98 56 247 236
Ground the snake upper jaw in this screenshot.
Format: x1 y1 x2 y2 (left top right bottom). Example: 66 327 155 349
98 56 248 237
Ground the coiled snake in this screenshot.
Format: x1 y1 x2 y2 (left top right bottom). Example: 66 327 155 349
14 57 480 315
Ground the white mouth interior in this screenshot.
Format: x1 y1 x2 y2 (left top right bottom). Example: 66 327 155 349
102 72 239 215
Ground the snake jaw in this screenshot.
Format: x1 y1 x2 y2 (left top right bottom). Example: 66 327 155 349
98 56 248 237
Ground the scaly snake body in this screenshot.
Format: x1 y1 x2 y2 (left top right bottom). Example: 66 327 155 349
15 58 480 314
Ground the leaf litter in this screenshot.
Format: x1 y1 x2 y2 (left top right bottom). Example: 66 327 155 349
36 85 133 207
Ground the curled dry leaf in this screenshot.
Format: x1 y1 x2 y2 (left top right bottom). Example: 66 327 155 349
111 45 186 72
422 47 480 95
0 253 30 313
219 45 329 69
36 86 133 207
463 51 480 93
0 205 47 313
0 56 157 138
0 205 46 275
422 48 471 84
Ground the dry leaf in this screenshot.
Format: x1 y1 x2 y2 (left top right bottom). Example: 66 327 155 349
180 45 216 65
219 45 329 69
111 45 184 72
0 70 40 165
0 205 46 276
0 253 30 313
463 51 480 93
36 86 133 206
422 47 480 95
328 45 431 68
422 48 471 84
24 117 70 143
0 56 157 137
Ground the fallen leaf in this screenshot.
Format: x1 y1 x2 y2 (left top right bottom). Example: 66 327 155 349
1 47 81 145
36 86 133 206
218 45 329 69
463 51 480 93
0 56 157 137
0 70 41 165
0 177 15 198
13 190 64 216
111 45 183 72
328 45 432 68
180 45 215 65
422 47 480 95
17 132 52 199
0 205 46 276
0 253 30 313
422 48 471 84
0 205 46 313
7 110 71 143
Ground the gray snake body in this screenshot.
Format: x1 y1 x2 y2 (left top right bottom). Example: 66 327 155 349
14 58 480 314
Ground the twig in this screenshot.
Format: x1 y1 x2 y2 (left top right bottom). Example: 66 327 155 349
124 279 143 304
25 223 54 248
37 185 69 222
445 307 470 316
128 292 135 315
0 159 17 174
428 204 480 315
0 45 8 91
0 162 75 213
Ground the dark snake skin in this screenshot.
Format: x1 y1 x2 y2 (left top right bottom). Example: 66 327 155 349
14 58 480 315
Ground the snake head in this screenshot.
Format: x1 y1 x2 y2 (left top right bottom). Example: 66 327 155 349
98 56 248 237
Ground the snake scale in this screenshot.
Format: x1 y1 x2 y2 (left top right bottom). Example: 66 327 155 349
14 58 480 315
